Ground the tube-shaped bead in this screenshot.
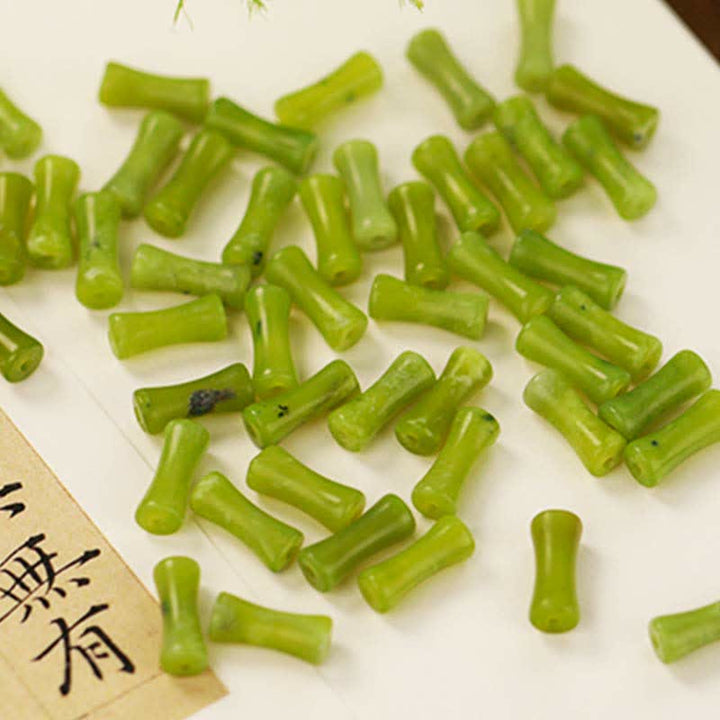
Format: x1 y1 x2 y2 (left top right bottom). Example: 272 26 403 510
515 0 556 92
0 312 43 382
0 173 33 286
650 600 720 664
0 88 42 158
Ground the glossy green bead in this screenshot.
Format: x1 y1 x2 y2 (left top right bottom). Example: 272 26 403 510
298 494 415 592
190 471 303 572
299 174 362 286
523 370 626 476
153 556 208 676
515 0 555 92
650 600 720 664
108 294 227 359
0 88 42 159
530 509 582 633
246 446 366 532
133 362 254 435
412 407 499 518
0 173 33 286
328 351 436 452
599 350 711 441
563 115 657 220
242 359 359 448
447 231 554 323
0 312 43 382
406 29 495 130
221 165 297 277
103 110 184 218
275 51 383 130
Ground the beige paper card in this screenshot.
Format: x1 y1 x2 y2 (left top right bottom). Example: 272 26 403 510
0 408 227 720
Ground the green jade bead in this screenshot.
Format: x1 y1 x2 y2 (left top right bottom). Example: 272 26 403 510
368 274 488 340
0 312 43 382
99 62 210 123
358 515 475 613
397 346 493 456
388 181 449 290
298 494 416 593
0 173 33 286
599 350 711 441
509 229 627 310
246 446 366 532
131 244 250 310
135 419 209 535
328 351 436 453
299 174 362 286
133 363 254 435
523 370 626 476
411 135 500 235
205 98 318 175
563 115 657 221
275 51 383 130
493 95 583 199
529 509 582 633
624 390 720 488
190 471 303 572
153 556 208 676
515 0 556 92
333 140 397 251
546 64 659 149
549 286 662 381
650 600 720 664
411 407 499 518
0 88 42 159
406 29 495 130
221 165 297 276
242 359 359 448
27 155 80 269
144 129 234 238
446 231 554 323
209 592 333 665
464 132 556 233
265 245 367 352
108 294 227 359
103 110 184 218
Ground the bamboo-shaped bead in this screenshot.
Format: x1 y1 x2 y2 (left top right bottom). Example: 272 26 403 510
368 274 488 340
397 347 493 456
153 556 208 676
133 363 254 435
144 129 234 238
0 88 42 159
108 294 227 359
446 231 554 323
135 419 209 535
406 29 495 130
529 509 582 633
464 132 556 233
209 592 333 665
333 140 397 251
388 181 449 290
599 350 711 441
275 52 383 130
546 64 659 149
99 62 210 123
299 174 362 286
411 407 499 518
517 315 631 404
75 191 123 310
649 599 720 664
246 446 365 532
0 173 33 286
221 166 297 276
298 494 415 592
242 359 359 448
549 286 662 381
411 135 500 235
563 115 656 220
27 155 80 269
509 229 627 310
0 312 43 382
205 98 318 175
131 244 250 309
103 110 184 218
624 390 720 488
265 246 367 352
493 96 583 199
523 370 626 476
358 515 475 613
328 351 436 452
190 471 303 572
515 0 556 92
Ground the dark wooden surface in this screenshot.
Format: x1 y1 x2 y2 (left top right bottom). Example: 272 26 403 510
665 0 720 59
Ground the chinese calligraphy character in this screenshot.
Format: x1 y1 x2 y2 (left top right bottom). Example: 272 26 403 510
0 482 25 518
